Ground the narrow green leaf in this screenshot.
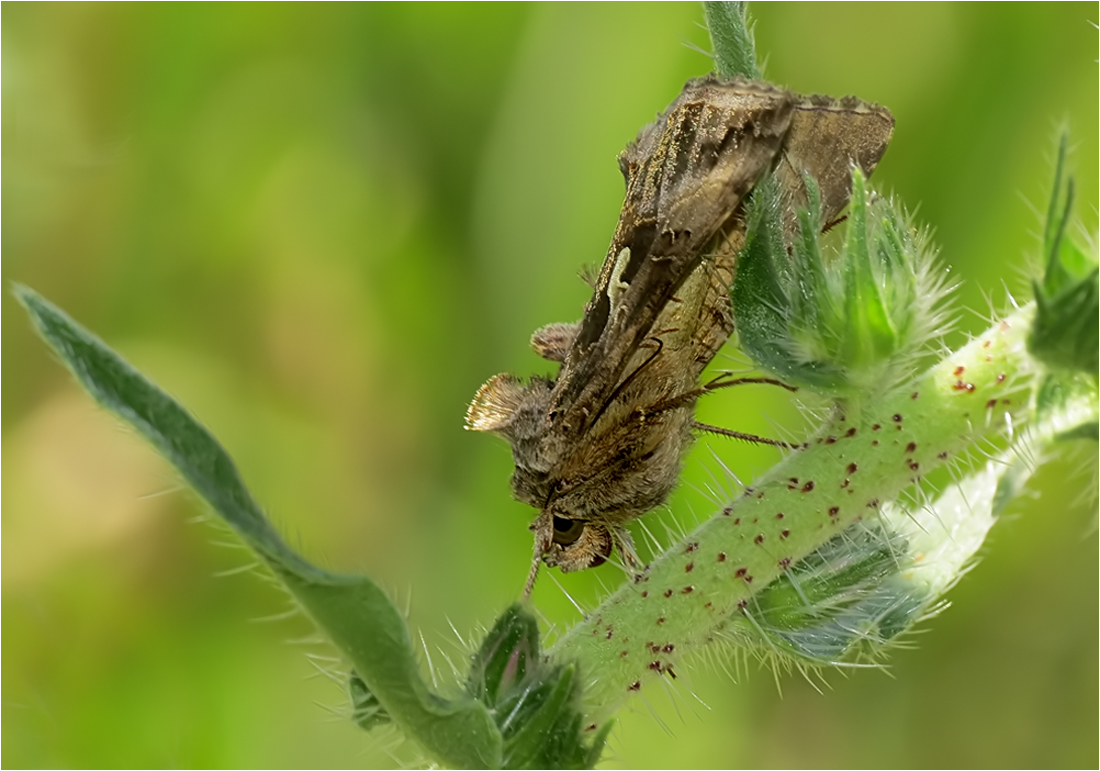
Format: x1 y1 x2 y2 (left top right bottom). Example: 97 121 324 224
13 284 502 770
467 603 541 707
842 172 898 365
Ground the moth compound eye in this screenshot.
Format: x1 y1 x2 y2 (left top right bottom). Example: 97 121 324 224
552 517 585 546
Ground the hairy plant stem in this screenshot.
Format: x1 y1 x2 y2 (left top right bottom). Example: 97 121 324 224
549 304 1037 721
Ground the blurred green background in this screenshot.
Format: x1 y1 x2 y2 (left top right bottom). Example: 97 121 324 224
3 3 1097 768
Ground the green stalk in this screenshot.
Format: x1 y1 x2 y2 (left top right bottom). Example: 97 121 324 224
551 304 1038 721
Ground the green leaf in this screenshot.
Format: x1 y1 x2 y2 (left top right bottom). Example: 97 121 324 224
1029 135 1100 374
14 284 502 770
467 603 541 707
468 604 611 769
842 172 899 366
731 175 844 391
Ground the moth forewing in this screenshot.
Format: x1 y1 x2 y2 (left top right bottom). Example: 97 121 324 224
548 78 798 444
777 94 895 228
467 74 895 596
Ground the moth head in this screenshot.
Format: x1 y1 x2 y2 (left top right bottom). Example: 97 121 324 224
534 515 613 573
523 513 636 598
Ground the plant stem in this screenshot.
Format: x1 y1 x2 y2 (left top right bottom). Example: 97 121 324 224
549 304 1038 722
704 1 760 79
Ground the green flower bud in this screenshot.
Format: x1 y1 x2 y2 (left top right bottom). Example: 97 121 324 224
466 604 611 769
733 169 949 400
1028 136 1099 375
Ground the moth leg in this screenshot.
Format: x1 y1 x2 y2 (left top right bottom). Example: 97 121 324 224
530 322 579 363
691 374 803 448
610 525 641 572
702 372 798 394
645 374 799 419
693 420 804 449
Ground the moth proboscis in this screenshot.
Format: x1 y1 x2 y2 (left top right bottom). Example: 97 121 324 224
467 75 894 597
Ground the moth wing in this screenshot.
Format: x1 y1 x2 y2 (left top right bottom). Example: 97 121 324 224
546 78 796 445
776 94 895 226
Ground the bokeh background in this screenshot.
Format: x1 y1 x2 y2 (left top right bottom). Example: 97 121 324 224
4 3 1097 768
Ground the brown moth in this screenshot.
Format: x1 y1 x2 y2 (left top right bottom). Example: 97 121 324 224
467 75 894 596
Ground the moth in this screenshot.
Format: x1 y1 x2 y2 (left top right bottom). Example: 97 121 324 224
467 75 894 596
